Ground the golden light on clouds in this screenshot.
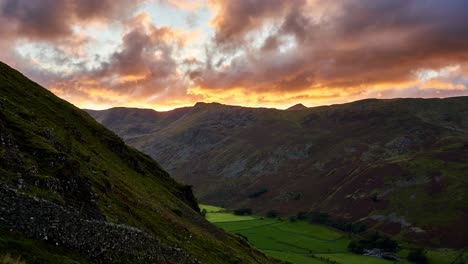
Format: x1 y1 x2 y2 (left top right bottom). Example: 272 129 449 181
120 74 148 82
0 0 467 111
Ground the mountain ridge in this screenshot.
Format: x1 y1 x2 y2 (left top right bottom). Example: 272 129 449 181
88 96 468 248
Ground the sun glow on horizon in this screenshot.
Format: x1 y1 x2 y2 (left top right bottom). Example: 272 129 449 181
1 0 467 111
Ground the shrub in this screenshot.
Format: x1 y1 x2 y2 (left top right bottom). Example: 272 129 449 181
297 211 308 220
292 193 302 200
375 236 398 252
233 208 252 216
407 249 428 264
348 233 398 254
307 211 330 224
248 188 268 198
200 208 207 217
235 233 249 242
348 241 364 254
171 208 183 217
297 210 367 233
266 210 278 218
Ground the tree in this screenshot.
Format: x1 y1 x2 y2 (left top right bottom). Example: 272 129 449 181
201 208 207 218
407 249 428 264
266 210 278 218
234 208 252 215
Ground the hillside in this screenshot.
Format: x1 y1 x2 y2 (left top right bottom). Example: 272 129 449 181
88 98 468 249
0 61 276 264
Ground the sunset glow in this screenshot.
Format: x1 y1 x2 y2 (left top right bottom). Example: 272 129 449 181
1 0 467 110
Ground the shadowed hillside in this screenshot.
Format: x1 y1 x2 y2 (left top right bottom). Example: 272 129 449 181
88 97 468 248
0 61 276 264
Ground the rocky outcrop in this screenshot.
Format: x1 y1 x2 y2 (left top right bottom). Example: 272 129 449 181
0 185 200 264
54 160 105 220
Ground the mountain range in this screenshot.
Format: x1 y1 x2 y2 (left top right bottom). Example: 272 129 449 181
88 97 468 248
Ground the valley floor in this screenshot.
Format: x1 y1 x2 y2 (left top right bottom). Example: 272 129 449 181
201 205 467 264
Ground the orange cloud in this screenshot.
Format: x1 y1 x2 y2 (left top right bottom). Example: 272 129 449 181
2 0 468 112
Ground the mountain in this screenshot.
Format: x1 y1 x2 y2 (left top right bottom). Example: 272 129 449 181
286 104 308 111
0 61 276 264
88 98 468 249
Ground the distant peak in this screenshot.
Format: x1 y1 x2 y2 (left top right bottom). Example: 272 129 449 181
286 103 308 111
194 102 223 107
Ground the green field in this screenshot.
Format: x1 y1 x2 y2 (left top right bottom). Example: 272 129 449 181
200 204 225 213
202 205 466 264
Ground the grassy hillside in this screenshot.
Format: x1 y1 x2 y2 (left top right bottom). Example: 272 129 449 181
88 98 468 249
0 61 276 264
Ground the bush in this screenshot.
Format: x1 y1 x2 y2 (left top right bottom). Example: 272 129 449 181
375 236 398 252
407 249 428 264
348 241 364 254
308 211 330 224
348 233 398 254
235 233 249 242
292 193 302 200
266 210 278 218
297 211 308 220
248 188 268 198
201 208 207 217
296 211 367 234
172 208 183 217
233 208 252 216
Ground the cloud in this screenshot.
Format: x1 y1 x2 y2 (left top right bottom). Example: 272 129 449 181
0 0 141 41
0 0 145 86
208 0 295 44
194 0 468 98
47 13 198 110
157 0 205 11
1 0 468 111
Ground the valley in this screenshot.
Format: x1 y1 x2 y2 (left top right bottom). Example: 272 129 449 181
1 0 468 262
201 205 467 264
88 98 468 249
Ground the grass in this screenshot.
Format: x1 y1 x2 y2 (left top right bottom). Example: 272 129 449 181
202 204 464 264
315 253 403 264
0 228 89 264
424 249 467 264
206 213 258 222
217 219 280 231
200 204 225 213
261 250 325 264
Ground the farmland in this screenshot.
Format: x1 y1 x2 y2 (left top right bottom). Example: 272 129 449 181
200 205 467 264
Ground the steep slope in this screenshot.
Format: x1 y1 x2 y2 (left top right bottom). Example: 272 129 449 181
0 61 276 264
88 98 468 248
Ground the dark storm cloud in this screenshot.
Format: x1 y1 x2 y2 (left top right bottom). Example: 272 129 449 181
0 0 141 40
210 0 299 44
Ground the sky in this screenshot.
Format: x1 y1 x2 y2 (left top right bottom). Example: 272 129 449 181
1 0 468 111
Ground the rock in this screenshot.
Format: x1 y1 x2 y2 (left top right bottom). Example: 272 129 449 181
364 248 399 261
0 185 200 264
